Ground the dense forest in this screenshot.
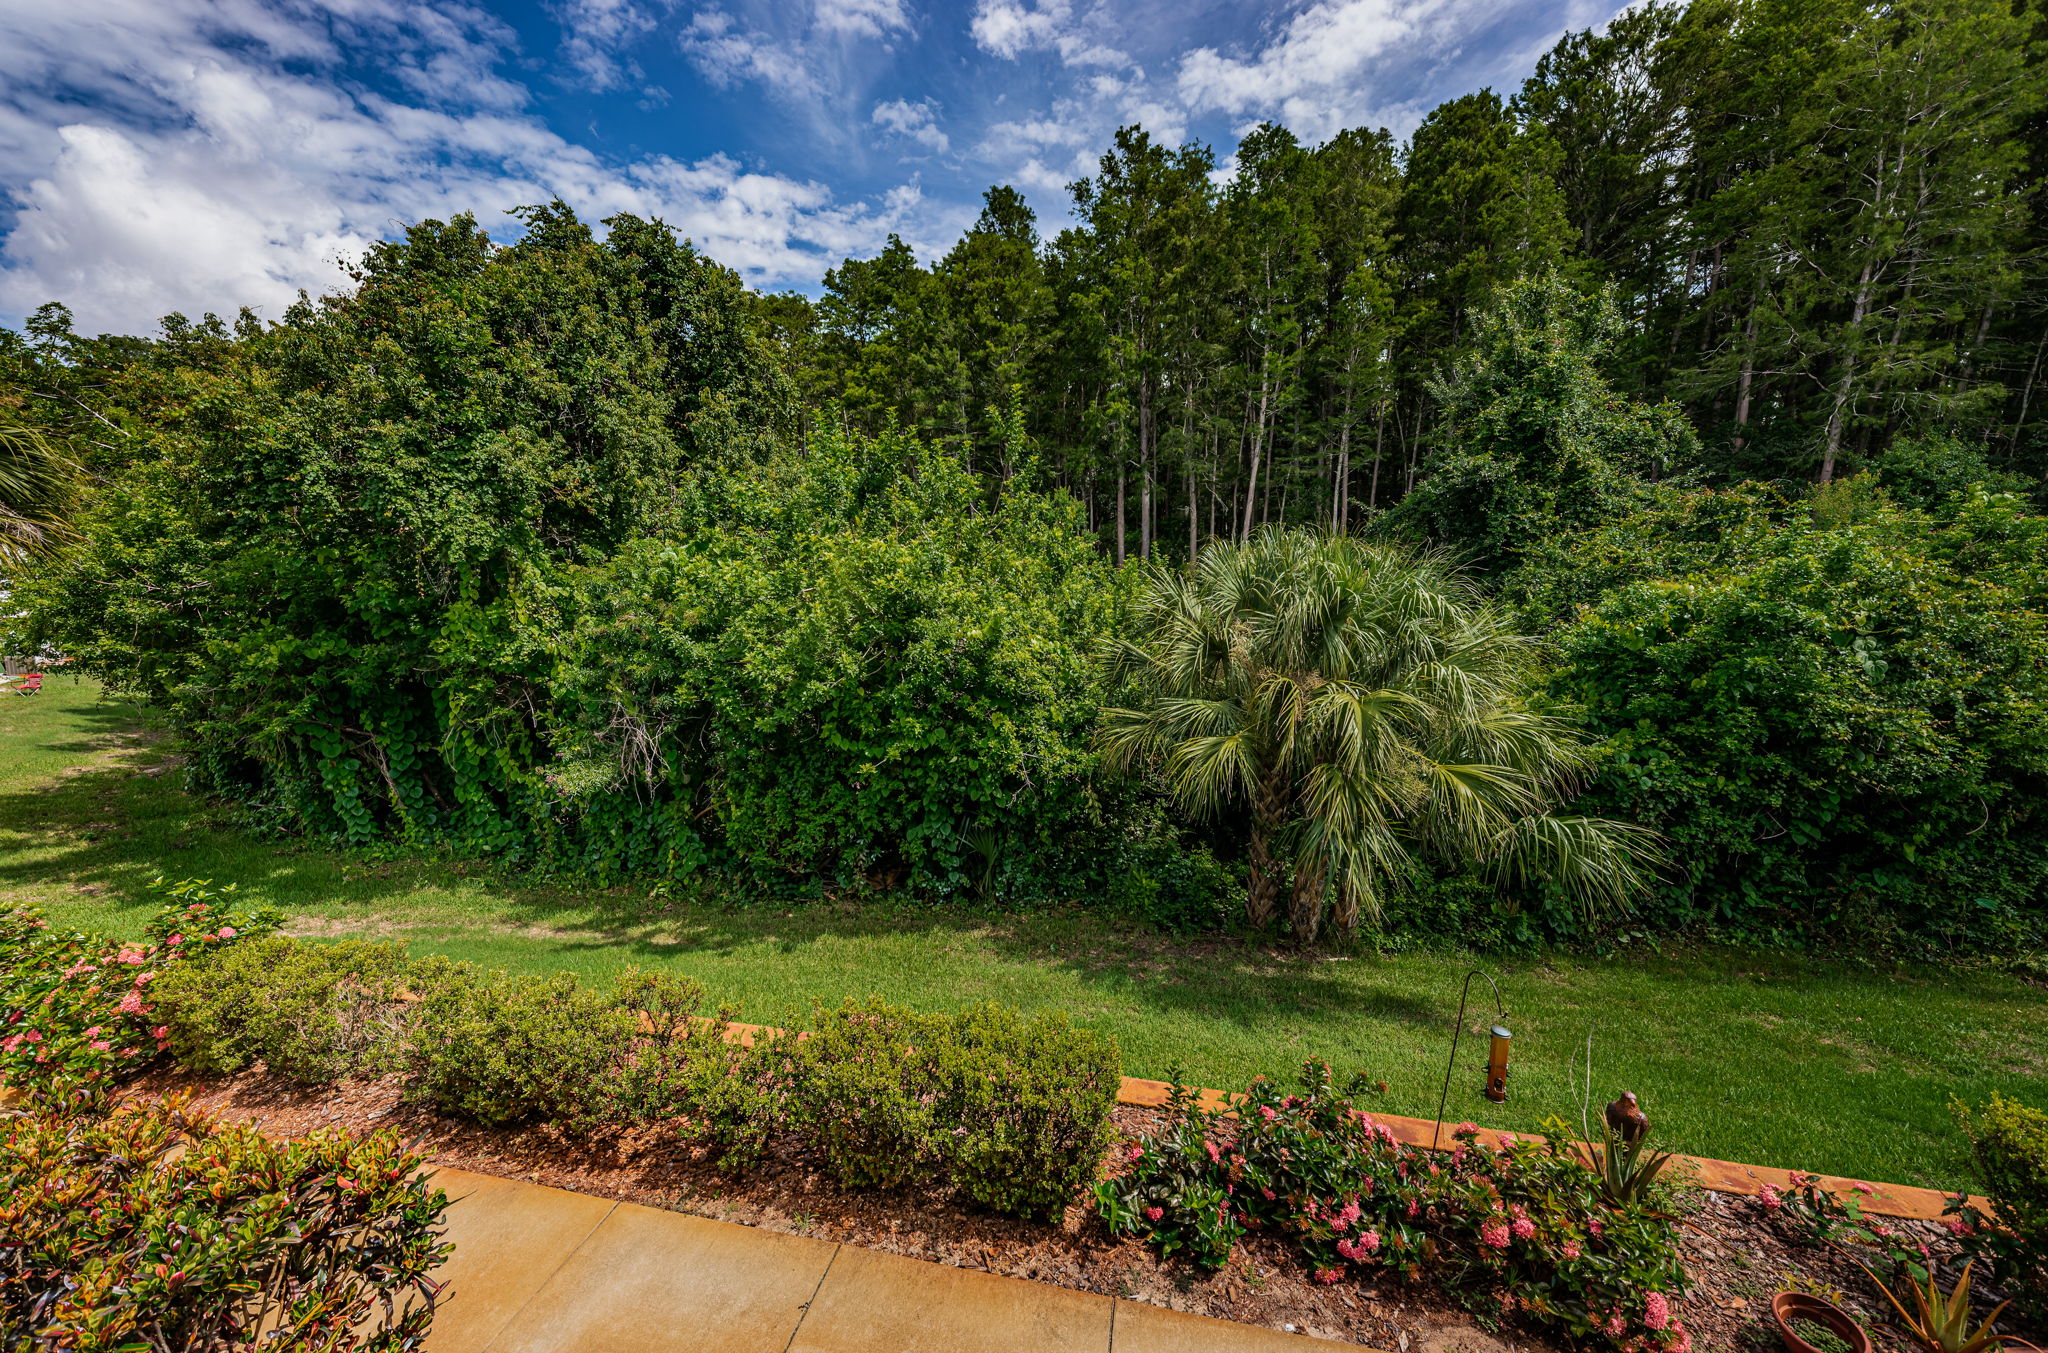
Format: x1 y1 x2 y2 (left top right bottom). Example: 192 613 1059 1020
754 0 2048 559
4 0 2045 958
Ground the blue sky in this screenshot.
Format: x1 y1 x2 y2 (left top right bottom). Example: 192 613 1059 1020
0 0 1625 335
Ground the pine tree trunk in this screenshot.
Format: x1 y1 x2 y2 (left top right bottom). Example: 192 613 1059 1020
1822 261 1877 484
1115 464 1126 565
1241 374 1270 541
1733 301 1759 450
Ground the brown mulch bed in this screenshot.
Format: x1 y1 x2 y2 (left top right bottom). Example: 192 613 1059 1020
122 1067 1973 1352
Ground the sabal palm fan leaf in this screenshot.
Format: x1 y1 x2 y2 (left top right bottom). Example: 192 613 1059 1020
1100 526 1660 942
0 423 85 565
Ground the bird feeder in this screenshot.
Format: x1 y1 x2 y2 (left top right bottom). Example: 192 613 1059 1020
1432 970 1510 1149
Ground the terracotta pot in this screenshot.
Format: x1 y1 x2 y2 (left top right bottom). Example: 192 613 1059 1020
1771 1292 1874 1353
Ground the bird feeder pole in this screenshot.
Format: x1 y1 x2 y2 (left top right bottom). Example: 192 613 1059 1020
1432 969 1510 1151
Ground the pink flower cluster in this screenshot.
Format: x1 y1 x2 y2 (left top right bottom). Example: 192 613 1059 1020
1334 1230 1380 1262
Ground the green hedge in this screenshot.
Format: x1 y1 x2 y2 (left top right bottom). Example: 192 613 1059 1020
154 936 412 1083
0 1096 449 1352
155 940 1119 1219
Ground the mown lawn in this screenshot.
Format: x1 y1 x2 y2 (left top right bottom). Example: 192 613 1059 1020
2 677 2041 1189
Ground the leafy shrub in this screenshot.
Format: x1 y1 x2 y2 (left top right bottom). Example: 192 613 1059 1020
1099 1062 1692 1353
403 960 635 1130
1950 1095 2048 1320
775 998 1118 1218
1093 1079 1246 1267
0 883 280 1113
788 1000 947 1188
674 1028 799 1172
153 936 412 1083
926 1002 1119 1219
1527 483 2048 950
0 1095 449 1351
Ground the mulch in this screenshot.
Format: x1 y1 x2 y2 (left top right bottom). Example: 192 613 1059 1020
119 1067 1993 1352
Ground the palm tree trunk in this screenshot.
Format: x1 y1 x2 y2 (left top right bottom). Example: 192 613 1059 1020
1330 881 1361 939
1246 772 1287 929
1288 853 1327 945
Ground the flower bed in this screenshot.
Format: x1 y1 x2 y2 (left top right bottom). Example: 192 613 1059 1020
0 880 283 1113
0 1094 449 1351
1097 1064 1692 1352
9 895 2040 1350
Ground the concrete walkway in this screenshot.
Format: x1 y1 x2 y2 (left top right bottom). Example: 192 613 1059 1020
424 1166 1331 1352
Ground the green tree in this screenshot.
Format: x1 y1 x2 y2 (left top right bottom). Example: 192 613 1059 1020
1389 271 1696 574
1541 481 2048 947
1100 529 1657 942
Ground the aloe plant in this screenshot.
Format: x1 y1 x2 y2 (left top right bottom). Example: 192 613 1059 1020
1591 1118 1676 1207
1860 1259 2012 1353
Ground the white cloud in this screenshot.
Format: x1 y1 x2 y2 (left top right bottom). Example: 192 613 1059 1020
872 98 949 153
971 0 1071 59
0 0 927 332
681 11 825 98
814 0 913 39
552 0 673 93
969 0 1128 69
1175 0 1479 141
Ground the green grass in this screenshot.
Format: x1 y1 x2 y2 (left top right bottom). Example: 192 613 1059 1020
3 677 2042 1188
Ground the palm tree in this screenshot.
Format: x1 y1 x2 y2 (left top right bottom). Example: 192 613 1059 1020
0 422 83 565
1099 529 1657 942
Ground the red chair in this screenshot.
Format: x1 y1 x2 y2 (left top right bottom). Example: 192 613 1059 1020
10 674 41 695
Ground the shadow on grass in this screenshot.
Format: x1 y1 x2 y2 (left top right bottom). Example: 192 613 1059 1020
0 736 1443 1034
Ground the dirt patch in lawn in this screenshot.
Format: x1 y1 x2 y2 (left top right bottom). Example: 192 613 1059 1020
118 1068 1977 1351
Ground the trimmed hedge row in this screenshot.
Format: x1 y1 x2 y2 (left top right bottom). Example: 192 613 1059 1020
151 939 1120 1220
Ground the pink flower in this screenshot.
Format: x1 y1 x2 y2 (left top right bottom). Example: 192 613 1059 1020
1406 1200 1420 1218
1944 1218 1969 1237
1669 1325 1692 1353
23 1030 40 1044
1144 1206 1164 1222
1358 1229 1380 1254
1588 1217 1604 1236
0 1034 19 1054
1644 1291 1671 1332
1127 1145 1144 1162
151 1025 168 1040
1260 1105 1277 1121
1562 1240 1582 1260
82 1026 101 1039
117 991 144 1014
1850 1182 1875 1196
1511 1218 1535 1241
116 948 145 965
218 926 236 938
1314 1267 1342 1285
1480 1221 1510 1250
1498 1132 1518 1148
1454 1121 1477 1137
1758 1184 1782 1210
166 935 183 946
1330 1216 1348 1233
1205 1140 1221 1163
1607 1315 1628 1338
89 1040 110 1051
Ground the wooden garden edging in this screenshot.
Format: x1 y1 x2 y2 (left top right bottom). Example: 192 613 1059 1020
707 1016 1979 1222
